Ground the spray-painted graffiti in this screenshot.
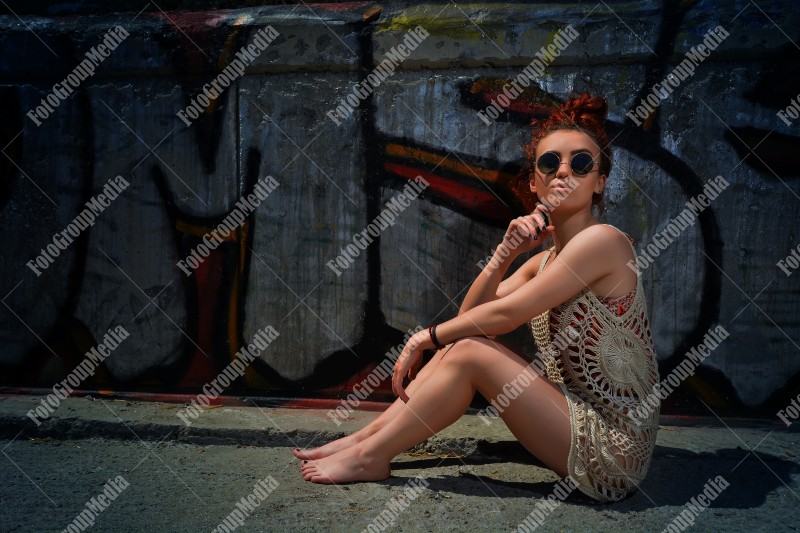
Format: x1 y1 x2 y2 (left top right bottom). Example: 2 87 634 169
0 2 798 414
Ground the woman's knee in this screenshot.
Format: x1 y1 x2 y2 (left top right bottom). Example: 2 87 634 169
405 349 447 393
442 336 503 368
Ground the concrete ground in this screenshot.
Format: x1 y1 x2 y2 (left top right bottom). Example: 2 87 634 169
0 393 798 532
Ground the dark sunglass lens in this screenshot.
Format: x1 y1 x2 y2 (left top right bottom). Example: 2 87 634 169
537 152 560 174
571 153 594 175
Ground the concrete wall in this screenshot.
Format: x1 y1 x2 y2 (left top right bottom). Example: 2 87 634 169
1 1 798 415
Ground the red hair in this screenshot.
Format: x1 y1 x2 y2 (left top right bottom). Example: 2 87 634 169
515 93 611 216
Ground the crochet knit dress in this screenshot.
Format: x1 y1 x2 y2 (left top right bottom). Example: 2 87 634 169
528 224 660 502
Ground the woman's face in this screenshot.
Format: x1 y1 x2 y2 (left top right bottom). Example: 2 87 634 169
530 129 606 214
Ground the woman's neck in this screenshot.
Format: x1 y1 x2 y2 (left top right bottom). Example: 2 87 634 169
550 208 597 254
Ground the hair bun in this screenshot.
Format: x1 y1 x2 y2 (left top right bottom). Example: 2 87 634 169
559 92 607 125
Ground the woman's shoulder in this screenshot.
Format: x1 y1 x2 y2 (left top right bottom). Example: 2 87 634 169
571 223 634 248
565 224 637 268
597 223 636 247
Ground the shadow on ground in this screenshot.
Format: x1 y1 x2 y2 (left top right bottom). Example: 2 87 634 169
388 442 799 509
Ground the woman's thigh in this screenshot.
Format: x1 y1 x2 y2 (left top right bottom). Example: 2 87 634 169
443 336 572 478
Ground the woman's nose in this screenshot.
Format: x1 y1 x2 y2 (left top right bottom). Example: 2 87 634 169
555 160 571 177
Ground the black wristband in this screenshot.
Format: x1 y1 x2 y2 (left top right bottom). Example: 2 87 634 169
429 325 445 350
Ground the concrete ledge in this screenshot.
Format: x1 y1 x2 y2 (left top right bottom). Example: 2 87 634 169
2 2 796 80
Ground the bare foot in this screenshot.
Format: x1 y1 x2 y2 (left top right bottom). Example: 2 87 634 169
292 432 368 460
300 445 390 484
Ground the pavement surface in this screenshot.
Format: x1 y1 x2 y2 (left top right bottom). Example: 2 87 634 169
0 393 798 532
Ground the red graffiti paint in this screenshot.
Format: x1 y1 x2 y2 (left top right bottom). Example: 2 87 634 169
383 162 515 223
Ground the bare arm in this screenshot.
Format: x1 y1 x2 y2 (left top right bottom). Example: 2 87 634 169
391 225 627 401
458 246 548 315
440 226 617 342
459 206 552 316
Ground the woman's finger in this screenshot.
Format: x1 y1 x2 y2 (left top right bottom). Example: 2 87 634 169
533 213 546 232
517 216 535 238
395 364 409 402
392 351 410 402
392 355 403 398
532 206 551 231
541 208 551 227
522 217 536 237
409 353 423 379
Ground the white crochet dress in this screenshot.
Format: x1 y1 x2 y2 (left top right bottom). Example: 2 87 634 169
528 224 660 502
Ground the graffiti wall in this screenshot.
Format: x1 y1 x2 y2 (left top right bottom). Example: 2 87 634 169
1 1 798 415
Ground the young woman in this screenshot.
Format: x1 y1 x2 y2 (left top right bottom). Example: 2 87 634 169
295 93 660 503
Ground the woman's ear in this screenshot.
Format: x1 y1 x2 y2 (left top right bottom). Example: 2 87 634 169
594 174 607 195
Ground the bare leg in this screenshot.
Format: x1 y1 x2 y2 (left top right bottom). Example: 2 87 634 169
293 345 454 460
301 337 571 483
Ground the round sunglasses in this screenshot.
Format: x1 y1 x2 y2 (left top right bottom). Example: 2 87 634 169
536 151 597 176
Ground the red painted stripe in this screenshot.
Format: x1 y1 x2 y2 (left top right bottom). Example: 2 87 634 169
383 162 513 222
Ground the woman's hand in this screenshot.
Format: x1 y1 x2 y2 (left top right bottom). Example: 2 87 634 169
500 204 555 255
392 330 433 403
